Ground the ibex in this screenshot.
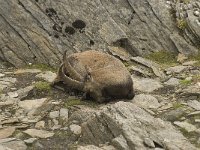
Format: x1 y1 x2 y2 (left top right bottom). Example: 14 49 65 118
52 50 134 103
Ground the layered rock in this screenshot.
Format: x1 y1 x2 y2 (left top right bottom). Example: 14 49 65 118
0 0 199 67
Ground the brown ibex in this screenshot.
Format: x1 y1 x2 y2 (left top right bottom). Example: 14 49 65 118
52 50 134 103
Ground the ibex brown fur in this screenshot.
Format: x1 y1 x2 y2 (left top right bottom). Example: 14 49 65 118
52 50 134 103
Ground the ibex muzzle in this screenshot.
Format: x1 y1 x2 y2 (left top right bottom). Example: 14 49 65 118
52 50 134 103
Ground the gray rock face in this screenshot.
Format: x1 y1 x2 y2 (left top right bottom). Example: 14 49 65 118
0 0 199 67
0 138 27 150
81 102 196 150
132 77 163 93
132 94 161 110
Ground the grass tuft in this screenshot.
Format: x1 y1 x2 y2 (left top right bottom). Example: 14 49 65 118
145 51 177 67
34 81 51 92
179 79 192 86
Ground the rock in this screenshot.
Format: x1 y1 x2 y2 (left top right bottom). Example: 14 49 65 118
49 111 59 119
183 61 198 66
143 138 155 148
59 108 69 121
188 111 200 116
170 33 198 56
0 73 5 78
18 98 48 112
0 0 199 67
35 121 45 129
77 145 116 150
112 135 129 150
35 71 56 83
77 145 104 150
81 102 196 149
24 138 37 144
0 145 13 150
174 121 197 132
14 69 41 74
7 92 18 98
69 124 82 135
23 129 54 138
132 94 161 110
0 101 15 107
160 107 188 121
187 100 200 110
132 77 163 93
164 77 180 86
0 138 27 150
0 77 17 90
194 119 200 123
165 65 188 74
108 46 131 61
129 66 151 77
182 84 200 96
0 127 15 139
14 86 34 100
131 57 165 78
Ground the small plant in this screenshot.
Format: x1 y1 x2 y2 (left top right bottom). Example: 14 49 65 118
145 51 177 66
172 102 184 109
179 79 192 85
34 81 51 92
176 19 187 30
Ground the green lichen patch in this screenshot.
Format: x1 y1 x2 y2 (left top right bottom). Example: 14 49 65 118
26 63 57 72
145 51 177 67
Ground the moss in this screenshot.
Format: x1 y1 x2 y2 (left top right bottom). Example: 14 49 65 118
34 81 51 92
179 79 192 85
145 51 177 67
65 98 98 108
172 102 184 109
176 19 187 30
26 63 57 72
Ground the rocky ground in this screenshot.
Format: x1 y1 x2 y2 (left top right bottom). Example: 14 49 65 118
0 52 200 150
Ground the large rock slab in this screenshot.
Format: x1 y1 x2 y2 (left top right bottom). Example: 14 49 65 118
0 138 27 150
0 0 198 67
81 102 197 150
132 77 163 93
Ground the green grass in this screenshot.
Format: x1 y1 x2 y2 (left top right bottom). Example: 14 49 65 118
179 79 192 86
26 63 57 72
172 102 184 109
64 98 98 108
34 81 51 92
176 19 187 30
145 51 177 67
